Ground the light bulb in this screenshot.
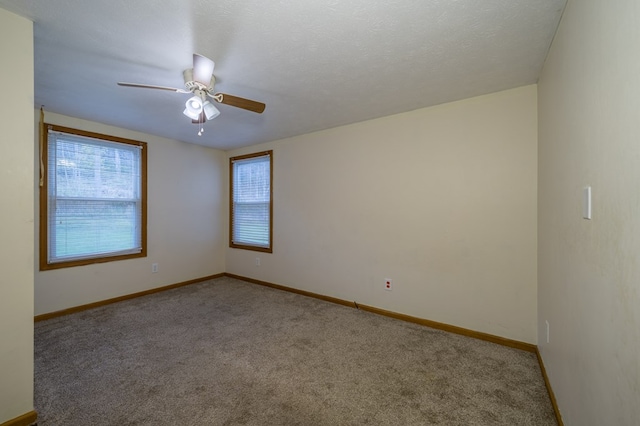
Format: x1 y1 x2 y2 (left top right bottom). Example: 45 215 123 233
183 95 204 120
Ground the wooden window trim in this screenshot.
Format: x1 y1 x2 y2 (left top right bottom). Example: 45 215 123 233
229 150 273 253
39 124 147 271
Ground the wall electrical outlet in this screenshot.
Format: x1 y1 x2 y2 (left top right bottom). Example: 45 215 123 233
255 257 261 267
152 263 159 273
384 279 392 291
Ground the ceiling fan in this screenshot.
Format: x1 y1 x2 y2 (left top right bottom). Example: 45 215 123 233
118 54 265 135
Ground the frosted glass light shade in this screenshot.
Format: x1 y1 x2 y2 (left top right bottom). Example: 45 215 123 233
183 95 203 120
203 101 220 120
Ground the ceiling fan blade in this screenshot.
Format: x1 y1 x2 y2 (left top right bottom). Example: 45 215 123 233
214 93 265 114
193 54 215 86
117 82 189 93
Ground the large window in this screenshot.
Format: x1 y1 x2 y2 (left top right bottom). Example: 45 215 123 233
230 151 273 252
40 124 147 270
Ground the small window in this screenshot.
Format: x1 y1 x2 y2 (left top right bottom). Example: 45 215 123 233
40 124 147 270
230 151 273 252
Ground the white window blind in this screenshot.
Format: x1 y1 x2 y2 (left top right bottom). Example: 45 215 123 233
47 130 143 264
231 152 271 250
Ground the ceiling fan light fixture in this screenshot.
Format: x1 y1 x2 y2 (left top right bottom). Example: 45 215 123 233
183 95 203 119
183 107 200 120
118 54 265 129
203 101 220 120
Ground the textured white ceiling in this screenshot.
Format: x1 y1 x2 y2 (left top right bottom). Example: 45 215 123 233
0 0 566 150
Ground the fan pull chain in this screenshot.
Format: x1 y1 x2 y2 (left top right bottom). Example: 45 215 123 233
197 115 204 136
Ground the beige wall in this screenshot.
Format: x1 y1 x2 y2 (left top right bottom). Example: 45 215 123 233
0 8 35 423
227 85 539 343
538 0 640 424
35 113 227 315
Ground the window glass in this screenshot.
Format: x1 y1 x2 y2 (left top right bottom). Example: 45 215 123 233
40 125 147 269
230 151 272 252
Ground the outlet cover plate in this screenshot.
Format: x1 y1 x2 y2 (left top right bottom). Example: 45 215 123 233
384 279 392 291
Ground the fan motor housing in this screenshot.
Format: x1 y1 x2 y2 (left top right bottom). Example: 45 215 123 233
183 68 214 92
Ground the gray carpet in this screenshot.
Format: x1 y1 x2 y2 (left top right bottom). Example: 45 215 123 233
34 276 556 425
